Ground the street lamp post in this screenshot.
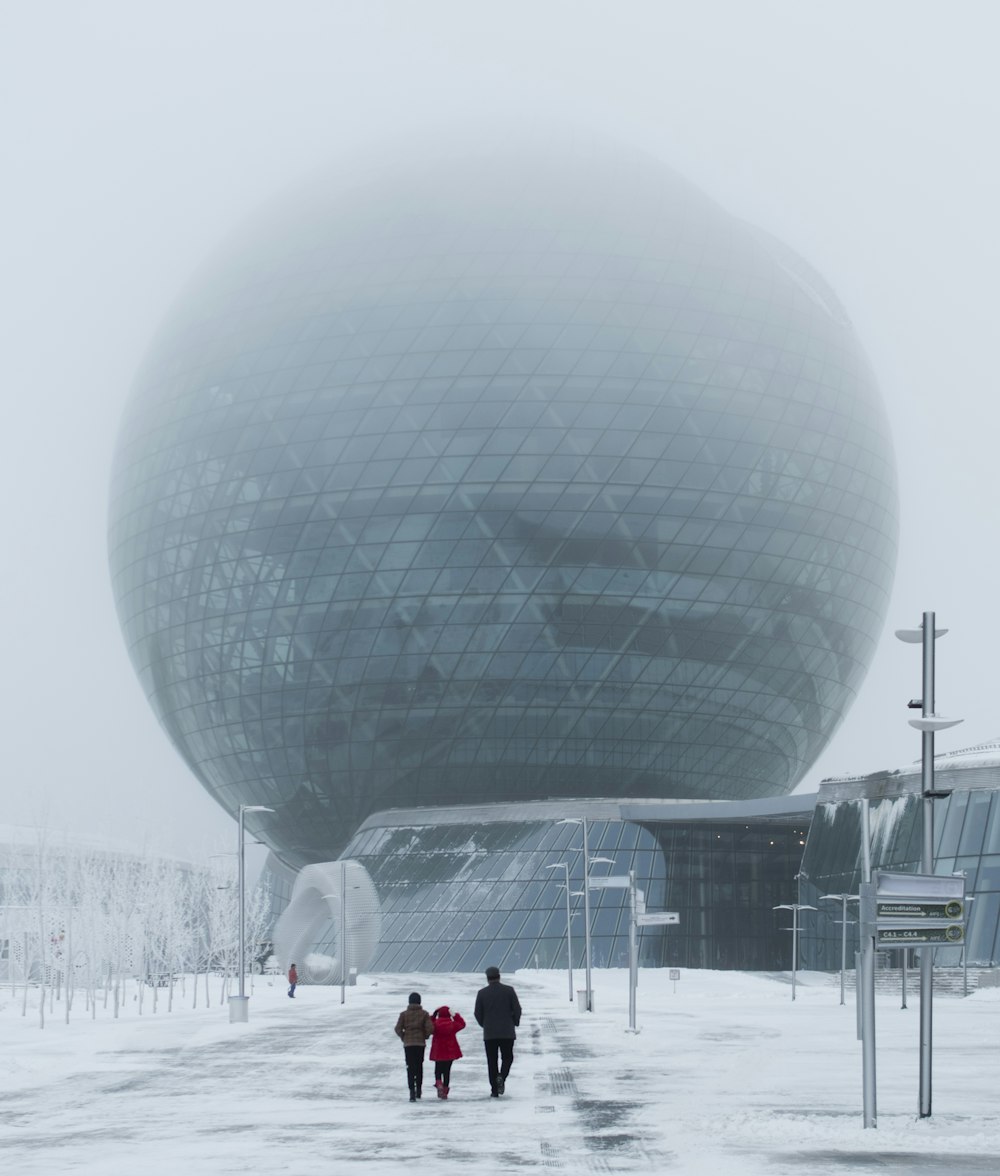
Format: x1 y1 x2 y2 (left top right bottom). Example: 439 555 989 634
859 797 876 1128
956 890 975 996
322 868 362 1003
627 867 638 1033
584 854 616 1012
555 819 614 1011
556 819 593 1009
229 804 274 1023
545 863 574 1002
820 893 860 1006
773 902 816 1000
962 896 976 996
895 612 962 1118
340 860 347 1005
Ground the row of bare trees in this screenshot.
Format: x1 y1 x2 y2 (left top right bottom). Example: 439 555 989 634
1 830 272 1028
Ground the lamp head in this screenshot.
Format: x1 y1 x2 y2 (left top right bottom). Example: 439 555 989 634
895 626 948 643
908 716 963 733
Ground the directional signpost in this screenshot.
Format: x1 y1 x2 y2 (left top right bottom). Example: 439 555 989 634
629 901 681 1031
587 870 681 1033
877 900 965 921
859 868 967 1123
583 866 684 1031
876 925 964 947
869 871 966 952
636 911 680 926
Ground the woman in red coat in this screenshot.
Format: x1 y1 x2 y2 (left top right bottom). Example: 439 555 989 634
430 1005 466 1098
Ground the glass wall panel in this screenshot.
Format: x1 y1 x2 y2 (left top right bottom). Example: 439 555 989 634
801 771 1000 969
958 790 991 856
966 893 1000 965
326 810 805 973
982 795 1000 855
936 792 967 857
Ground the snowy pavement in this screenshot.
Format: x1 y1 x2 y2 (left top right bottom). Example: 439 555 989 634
3 969 999 1174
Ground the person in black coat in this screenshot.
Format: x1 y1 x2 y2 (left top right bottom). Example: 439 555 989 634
473 965 522 1097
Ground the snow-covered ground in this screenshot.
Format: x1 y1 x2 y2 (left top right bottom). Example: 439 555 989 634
3 969 998 1174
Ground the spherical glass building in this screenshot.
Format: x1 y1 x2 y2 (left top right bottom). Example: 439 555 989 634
109 130 897 873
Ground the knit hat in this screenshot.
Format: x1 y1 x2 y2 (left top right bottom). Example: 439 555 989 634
485 966 501 980
409 992 421 1004
433 1005 450 1018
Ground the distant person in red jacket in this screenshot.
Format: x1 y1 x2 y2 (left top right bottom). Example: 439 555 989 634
287 963 298 998
430 1006 466 1098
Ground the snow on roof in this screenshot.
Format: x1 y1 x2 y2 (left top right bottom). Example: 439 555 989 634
819 737 1000 800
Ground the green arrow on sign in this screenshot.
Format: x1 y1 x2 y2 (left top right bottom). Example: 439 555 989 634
876 924 964 946
876 900 964 920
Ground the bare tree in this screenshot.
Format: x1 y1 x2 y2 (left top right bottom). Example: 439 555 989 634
2 826 271 1028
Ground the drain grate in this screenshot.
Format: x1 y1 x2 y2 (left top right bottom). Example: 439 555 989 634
547 1067 580 1096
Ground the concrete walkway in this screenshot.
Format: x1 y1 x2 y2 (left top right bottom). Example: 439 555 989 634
4 970 999 1175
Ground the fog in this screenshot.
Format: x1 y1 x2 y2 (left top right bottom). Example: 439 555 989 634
3 1 998 858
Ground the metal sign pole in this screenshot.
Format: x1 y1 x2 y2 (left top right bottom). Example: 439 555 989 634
901 949 908 1010
897 612 962 1117
860 798 877 1129
919 610 935 1119
855 951 863 1041
840 896 849 1006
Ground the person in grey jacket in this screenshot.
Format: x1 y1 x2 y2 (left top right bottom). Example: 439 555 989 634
395 992 434 1101
473 966 522 1097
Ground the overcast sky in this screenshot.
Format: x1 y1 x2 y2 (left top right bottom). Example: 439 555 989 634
3 1 998 858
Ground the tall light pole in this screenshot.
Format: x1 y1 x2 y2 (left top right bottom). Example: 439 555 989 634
895 612 962 1118
963 896 976 997
323 867 362 1004
340 861 347 1005
773 902 816 1000
820 893 859 1005
627 867 638 1033
859 798 876 1128
230 804 273 1023
545 863 575 1001
954 887 975 996
555 819 613 1011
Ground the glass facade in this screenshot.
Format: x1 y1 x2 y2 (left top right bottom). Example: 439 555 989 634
331 798 812 973
799 741 1000 969
109 131 897 870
